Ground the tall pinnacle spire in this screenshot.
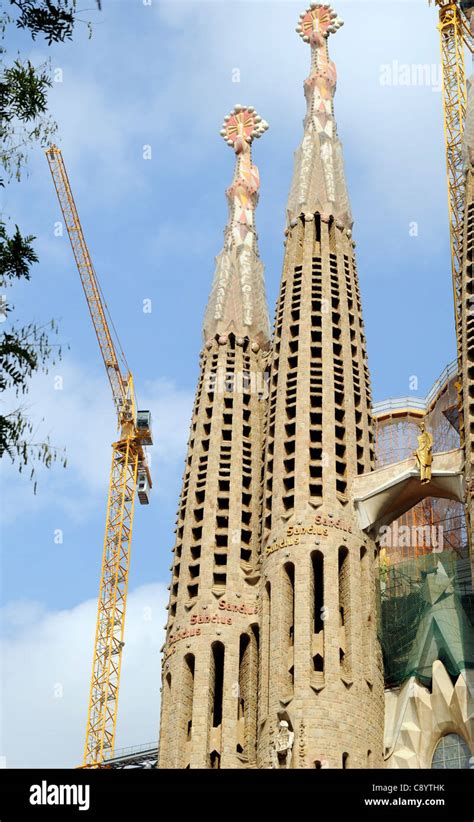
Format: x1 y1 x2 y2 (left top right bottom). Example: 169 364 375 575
287 3 352 229
257 5 383 769
203 105 270 348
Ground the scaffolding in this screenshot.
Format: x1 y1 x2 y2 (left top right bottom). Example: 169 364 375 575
380 552 474 687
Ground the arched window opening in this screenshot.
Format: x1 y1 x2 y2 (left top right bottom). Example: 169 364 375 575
211 642 224 729
283 563 295 692
311 551 324 678
431 734 471 769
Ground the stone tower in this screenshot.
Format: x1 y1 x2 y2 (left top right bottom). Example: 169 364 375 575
257 4 384 769
158 106 270 768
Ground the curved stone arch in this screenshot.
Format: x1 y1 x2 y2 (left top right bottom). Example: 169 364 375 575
352 449 464 537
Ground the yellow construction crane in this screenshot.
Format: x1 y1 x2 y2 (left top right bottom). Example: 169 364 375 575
45 146 153 768
430 1 474 357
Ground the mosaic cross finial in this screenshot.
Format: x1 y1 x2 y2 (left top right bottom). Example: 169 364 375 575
296 3 344 47
219 105 269 154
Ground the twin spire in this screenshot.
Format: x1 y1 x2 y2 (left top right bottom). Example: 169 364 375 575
203 105 270 348
203 3 350 347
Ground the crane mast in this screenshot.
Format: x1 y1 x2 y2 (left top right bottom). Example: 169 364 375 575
46 146 153 768
431 0 474 561
432 1 473 365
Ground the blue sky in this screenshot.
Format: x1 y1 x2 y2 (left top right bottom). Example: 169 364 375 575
0 0 460 766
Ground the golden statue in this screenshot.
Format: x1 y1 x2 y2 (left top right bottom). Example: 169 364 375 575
414 421 433 484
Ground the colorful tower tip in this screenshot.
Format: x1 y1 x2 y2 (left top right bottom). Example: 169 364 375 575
219 106 269 152
296 4 344 45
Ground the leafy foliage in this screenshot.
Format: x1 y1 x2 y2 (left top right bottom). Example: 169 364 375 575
10 0 102 44
11 0 78 44
0 222 38 281
0 58 56 182
0 222 67 488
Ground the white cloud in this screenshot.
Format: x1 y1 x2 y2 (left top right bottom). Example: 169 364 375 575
1 361 113 522
1 358 194 522
46 73 147 201
142 376 194 466
0 583 167 768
